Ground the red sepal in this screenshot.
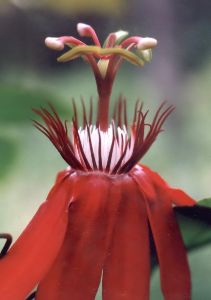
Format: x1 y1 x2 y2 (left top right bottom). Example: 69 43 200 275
132 165 193 300
102 175 150 300
36 173 121 300
0 173 72 300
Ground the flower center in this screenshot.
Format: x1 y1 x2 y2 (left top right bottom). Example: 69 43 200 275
33 24 173 174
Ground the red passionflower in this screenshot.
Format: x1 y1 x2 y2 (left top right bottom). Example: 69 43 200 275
0 24 196 300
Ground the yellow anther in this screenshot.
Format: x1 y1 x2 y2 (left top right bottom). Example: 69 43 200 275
57 45 144 67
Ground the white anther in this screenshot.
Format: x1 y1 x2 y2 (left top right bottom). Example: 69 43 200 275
137 37 157 50
45 37 64 51
77 23 91 36
114 30 128 40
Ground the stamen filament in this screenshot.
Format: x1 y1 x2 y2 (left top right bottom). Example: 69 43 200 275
34 100 173 175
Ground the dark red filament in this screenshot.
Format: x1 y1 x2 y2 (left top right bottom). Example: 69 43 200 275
33 98 174 174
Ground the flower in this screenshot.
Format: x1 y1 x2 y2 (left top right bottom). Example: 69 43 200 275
0 24 196 300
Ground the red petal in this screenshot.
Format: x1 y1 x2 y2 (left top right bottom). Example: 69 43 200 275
0 172 72 300
55 167 74 183
102 175 150 300
139 164 196 206
36 173 122 300
168 188 195 206
133 165 191 300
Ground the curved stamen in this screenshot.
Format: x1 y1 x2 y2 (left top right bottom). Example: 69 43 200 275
123 98 128 129
120 102 175 173
73 121 92 171
33 106 84 171
58 45 145 66
120 36 157 50
103 31 129 48
77 23 101 47
72 98 78 128
111 138 130 175
89 97 93 125
80 96 88 129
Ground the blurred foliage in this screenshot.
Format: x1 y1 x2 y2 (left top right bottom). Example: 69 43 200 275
0 137 17 179
0 82 69 182
0 84 68 124
2 0 125 15
42 0 125 15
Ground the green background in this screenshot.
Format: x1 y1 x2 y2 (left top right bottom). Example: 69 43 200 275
0 1 211 298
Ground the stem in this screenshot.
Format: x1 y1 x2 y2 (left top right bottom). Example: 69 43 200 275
95 75 113 131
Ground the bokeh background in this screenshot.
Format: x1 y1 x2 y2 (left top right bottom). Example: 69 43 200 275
0 0 211 298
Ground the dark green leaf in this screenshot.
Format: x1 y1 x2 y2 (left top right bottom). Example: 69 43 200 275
197 198 211 208
175 199 211 251
151 199 211 269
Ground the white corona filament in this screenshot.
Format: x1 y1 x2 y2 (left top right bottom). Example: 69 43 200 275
73 124 134 172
